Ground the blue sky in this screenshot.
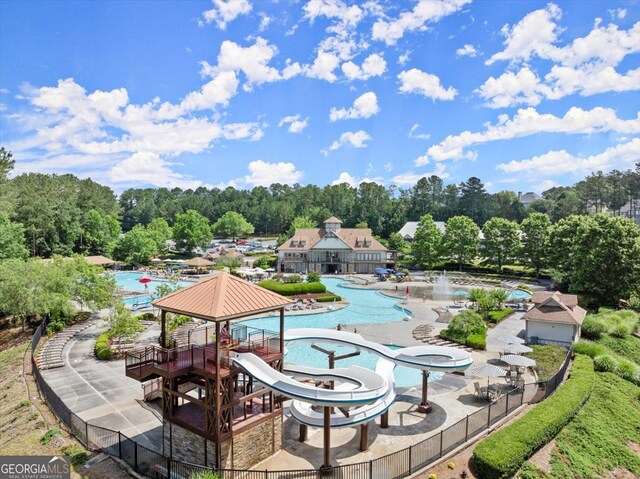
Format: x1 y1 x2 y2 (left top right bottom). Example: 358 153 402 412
1 0 638 193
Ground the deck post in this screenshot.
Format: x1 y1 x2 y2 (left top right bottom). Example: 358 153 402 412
214 321 222 468
381 410 389 429
320 406 332 473
279 308 285 371
299 424 308 442
160 310 167 347
359 423 369 452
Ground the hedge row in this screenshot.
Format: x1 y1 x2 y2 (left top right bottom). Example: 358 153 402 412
94 332 113 360
466 333 486 350
473 355 595 479
316 294 342 303
487 308 514 324
258 280 326 296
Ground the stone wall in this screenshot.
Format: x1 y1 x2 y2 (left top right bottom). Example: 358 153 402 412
163 411 283 469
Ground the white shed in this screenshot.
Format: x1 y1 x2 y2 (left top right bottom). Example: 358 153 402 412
523 292 586 346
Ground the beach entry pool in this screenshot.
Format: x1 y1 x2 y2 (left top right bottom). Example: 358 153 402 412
114 272 193 307
242 277 443 387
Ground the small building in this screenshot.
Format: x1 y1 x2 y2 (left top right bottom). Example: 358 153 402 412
397 221 483 242
517 192 541 208
277 216 395 274
523 292 586 346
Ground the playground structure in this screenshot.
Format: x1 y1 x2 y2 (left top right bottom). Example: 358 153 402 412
125 272 473 470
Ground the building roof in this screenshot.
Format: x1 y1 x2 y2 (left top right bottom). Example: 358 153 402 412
184 257 214 267
152 271 291 322
279 227 387 252
518 192 541 204
324 216 343 224
84 255 115 266
398 221 446 240
523 291 586 325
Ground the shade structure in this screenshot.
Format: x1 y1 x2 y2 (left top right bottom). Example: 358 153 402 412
139 277 152 284
504 343 534 354
265 267 276 272
185 257 214 268
466 363 508 389
494 333 526 345
151 258 163 263
395 272 405 276
253 267 266 274
84 255 115 266
502 355 536 367
374 267 387 275
453 290 470 297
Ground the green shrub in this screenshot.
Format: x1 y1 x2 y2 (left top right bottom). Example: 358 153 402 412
189 471 222 479
306 271 321 283
15 399 31 409
442 310 486 342
473 355 595 479
138 312 156 320
316 294 341 302
487 308 514 325
285 274 303 283
63 444 88 466
610 323 633 338
466 333 486 350
94 332 113 360
168 314 192 332
28 412 39 421
573 340 607 358
258 280 326 296
35 419 46 428
581 317 608 339
517 284 532 292
593 354 619 373
40 428 61 445
617 358 640 384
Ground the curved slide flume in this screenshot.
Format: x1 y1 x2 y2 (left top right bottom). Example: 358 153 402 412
229 328 472 430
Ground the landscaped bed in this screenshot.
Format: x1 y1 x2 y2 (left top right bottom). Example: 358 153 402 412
524 345 569 382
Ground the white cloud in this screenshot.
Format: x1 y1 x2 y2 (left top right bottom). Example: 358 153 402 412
497 138 640 175
341 53 387 80
304 0 364 27
408 123 431 140
304 51 341 82
325 130 372 154
372 0 472 45
222 122 264 141
398 52 410 65
535 179 558 192
201 0 252 30
456 43 478 57
332 171 358 186
384 162 394 172
398 68 457 101
180 71 239 112
390 164 449 186
278 114 309 133
243 159 303 186
329 92 379 121
109 152 208 189
476 67 550 108
486 3 563 65
258 13 271 31
609 8 627 20
422 106 640 161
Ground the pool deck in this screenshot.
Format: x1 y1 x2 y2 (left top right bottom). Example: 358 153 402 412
40 273 536 470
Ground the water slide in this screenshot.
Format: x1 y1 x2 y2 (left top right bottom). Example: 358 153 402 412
229 328 472 428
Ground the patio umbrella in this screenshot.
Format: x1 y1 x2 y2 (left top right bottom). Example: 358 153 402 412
493 333 526 345
151 258 163 263
465 363 508 389
139 277 152 284
453 290 470 297
501 355 536 367
395 272 405 276
504 343 533 355
265 267 276 272
374 267 387 275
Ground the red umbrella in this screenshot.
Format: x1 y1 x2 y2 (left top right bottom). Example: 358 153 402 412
139 277 152 284
406 286 410 295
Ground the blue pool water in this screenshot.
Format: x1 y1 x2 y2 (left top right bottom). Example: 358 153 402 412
114 272 193 307
508 289 532 301
242 278 442 388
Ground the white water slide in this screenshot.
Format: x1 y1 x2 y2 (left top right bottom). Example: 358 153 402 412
230 328 472 429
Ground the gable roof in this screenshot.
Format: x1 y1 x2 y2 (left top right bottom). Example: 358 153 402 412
152 271 291 322
84 255 115 266
278 227 387 251
397 221 446 240
324 216 342 223
523 291 586 325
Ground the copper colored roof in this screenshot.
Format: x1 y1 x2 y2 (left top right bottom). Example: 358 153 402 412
152 272 291 322
84 255 115 266
523 292 586 325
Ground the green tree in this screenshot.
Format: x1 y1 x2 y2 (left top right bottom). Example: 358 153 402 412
146 217 172 254
547 215 587 286
411 214 442 268
0 147 15 216
482 217 521 272
459 177 490 225
443 216 480 271
521 212 551 277
105 302 143 346
154 274 182 298
0 214 29 260
286 216 316 237
387 232 406 253
307 271 321 283
68 256 117 311
112 225 158 265
174 209 212 252
81 209 120 255
211 211 253 241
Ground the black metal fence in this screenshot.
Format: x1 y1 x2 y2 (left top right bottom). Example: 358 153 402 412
31 319 572 479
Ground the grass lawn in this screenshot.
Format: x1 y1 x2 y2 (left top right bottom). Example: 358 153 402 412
519 372 640 478
596 333 640 364
524 345 568 382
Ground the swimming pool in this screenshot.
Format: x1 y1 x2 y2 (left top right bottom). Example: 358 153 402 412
242 277 442 388
508 289 532 301
114 272 193 307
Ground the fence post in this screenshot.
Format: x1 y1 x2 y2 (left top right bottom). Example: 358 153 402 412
487 403 491 429
465 415 469 442
85 421 89 447
408 445 412 473
265 469 268 479
506 392 509 414
439 430 443 458
369 459 373 479
167 460 171 479
118 431 122 459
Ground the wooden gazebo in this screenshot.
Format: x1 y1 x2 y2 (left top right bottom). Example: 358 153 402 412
125 272 291 469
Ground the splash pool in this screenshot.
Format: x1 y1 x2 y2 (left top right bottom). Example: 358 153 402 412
242 278 442 388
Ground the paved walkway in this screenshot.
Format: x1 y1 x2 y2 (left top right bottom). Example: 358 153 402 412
41 317 162 450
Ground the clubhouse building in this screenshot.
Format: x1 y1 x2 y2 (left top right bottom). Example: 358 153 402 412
277 216 396 274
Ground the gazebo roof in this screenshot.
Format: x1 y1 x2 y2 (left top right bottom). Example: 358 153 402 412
84 255 115 266
152 271 291 322
184 257 214 267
